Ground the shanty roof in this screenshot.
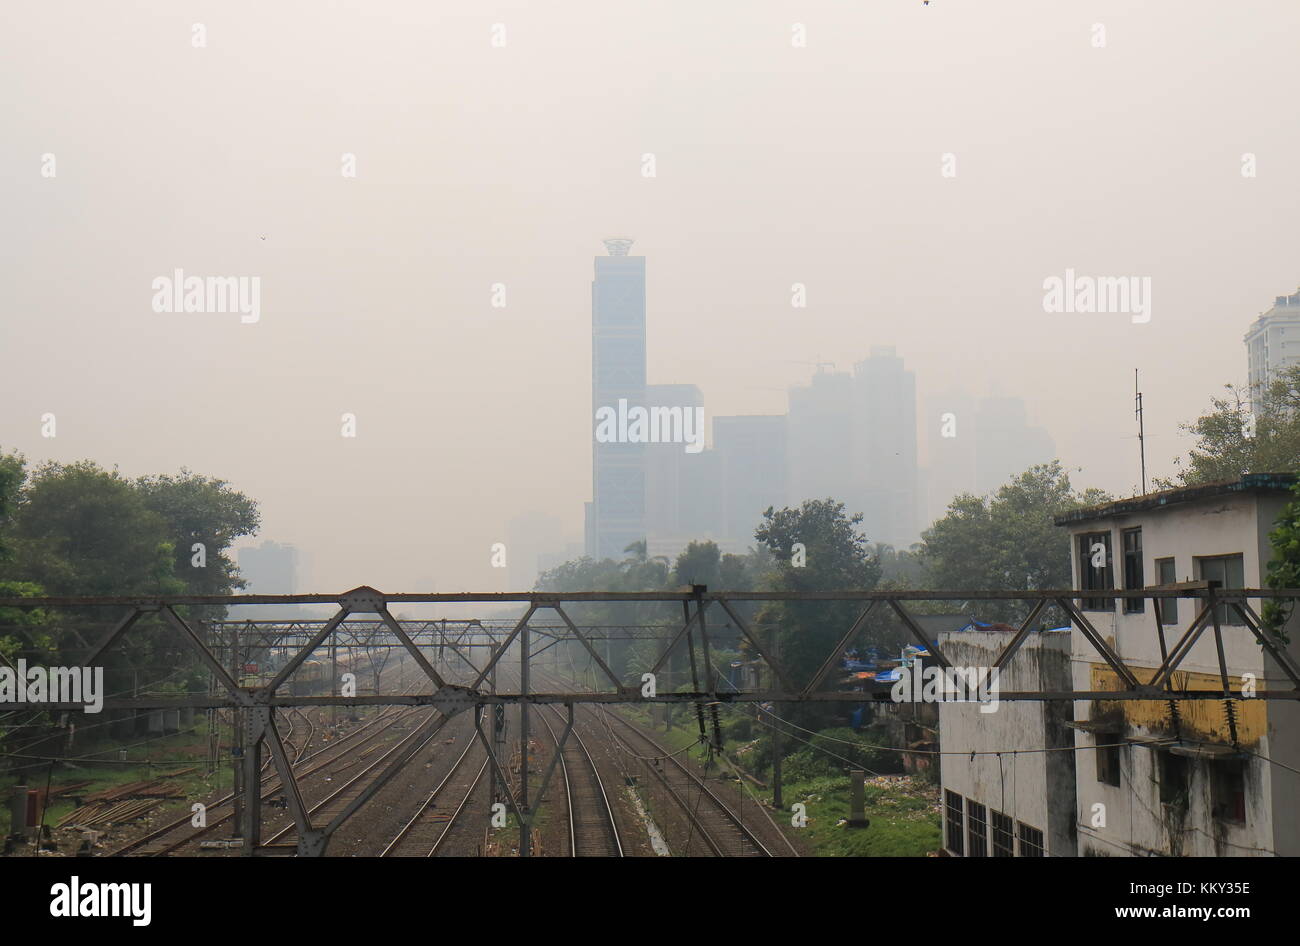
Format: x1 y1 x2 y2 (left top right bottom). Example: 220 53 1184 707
1053 473 1296 526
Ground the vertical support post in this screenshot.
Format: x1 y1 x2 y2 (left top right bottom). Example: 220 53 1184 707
771 632 783 811
490 643 504 802
694 586 723 754
230 625 244 837
486 642 504 851
519 623 531 857
330 636 338 728
684 601 707 746
240 717 262 855
9 785 30 841
848 770 868 827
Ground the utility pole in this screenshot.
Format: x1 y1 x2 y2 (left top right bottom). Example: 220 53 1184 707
519 624 531 857
1135 368 1147 495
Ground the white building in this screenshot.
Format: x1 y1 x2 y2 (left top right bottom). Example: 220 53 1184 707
1245 287 1300 401
1056 474 1300 857
938 628 1076 857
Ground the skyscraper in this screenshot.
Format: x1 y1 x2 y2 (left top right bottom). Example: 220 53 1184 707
588 239 647 559
786 368 856 511
713 414 786 548
973 396 1056 496
922 389 976 527
644 383 708 557
237 540 299 594
784 352 921 549
853 346 919 547
1245 287 1300 403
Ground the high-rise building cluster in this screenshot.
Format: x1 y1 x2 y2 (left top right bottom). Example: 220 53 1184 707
582 241 1056 565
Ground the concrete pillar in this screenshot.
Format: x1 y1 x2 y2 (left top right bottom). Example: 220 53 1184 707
9 785 30 839
848 770 869 827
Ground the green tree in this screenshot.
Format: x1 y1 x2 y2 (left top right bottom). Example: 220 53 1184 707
719 546 772 591
919 461 1110 623
0 450 49 666
135 470 260 618
1164 367 1300 487
752 499 882 699
671 540 722 588
1260 481 1300 645
5 460 178 597
873 541 926 585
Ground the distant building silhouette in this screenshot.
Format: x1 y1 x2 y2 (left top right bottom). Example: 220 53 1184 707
237 540 299 594
922 394 1055 526
587 239 647 559
852 347 919 547
506 511 564 592
784 350 920 548
1245 286 1300 404
786 368 856 512
579 242 1053 565
973 396 1056 497
644 383 709 557
713 414 786 549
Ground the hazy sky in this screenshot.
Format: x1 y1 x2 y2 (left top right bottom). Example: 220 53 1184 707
3 1 1299 594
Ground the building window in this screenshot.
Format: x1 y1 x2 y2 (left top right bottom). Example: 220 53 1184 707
966 800 988 857
1158 751 1189 810
1155 557 1178 625
1121 528 1144 613
1017 822 1045 857
945 790 964 855
1195 554 1245 626
1096 733 1122 787
1211 759 1247 824
991 811 1014 857
1079 531 1114 611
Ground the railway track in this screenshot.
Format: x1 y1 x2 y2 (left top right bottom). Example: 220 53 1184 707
106 664 434 856
529 664 786 857
232 655 489 857
378 737 490 857
590 704 771 857
260 704 453 851
535 703 623 857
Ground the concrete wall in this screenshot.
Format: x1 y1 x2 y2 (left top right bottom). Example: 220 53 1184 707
938 629 1074 856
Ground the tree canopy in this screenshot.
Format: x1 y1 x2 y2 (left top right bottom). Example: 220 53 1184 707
918 461 1110 623
1163 366 1300 487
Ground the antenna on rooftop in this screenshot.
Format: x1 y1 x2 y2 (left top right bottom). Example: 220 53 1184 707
1135 369 1147 495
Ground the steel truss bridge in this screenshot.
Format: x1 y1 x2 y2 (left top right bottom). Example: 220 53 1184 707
2 584 1298 856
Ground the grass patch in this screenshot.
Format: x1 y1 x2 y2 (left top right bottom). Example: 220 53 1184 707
778 773 940 856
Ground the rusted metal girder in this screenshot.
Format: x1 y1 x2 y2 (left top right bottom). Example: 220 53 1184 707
4 585 1300 710
5 584 1299 858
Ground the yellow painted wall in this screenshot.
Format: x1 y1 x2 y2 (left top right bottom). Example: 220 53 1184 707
1089 663 1266 746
